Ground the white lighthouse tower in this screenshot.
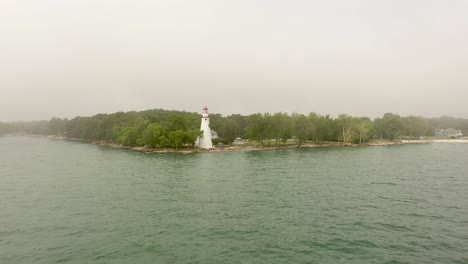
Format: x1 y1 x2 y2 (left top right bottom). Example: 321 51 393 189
197 106 213 149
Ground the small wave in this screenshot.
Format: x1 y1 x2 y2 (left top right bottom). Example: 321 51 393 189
387 244 418 253
144 245 159 253
376 223 412 232
64 230 82 236
326 238 378 249
384 260 410 264
0 229 22 236
55 256 73 263
301 238 379 255
95 250 120 260
371 182 397 186
351 221 373 229
351 240 378 248
404 213 443 220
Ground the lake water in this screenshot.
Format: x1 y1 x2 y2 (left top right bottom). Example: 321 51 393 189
1 136 467 263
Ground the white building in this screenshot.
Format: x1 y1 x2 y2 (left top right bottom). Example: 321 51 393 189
211 130 218 140
196 106 213 149
233 137 247 145
435 128 463 138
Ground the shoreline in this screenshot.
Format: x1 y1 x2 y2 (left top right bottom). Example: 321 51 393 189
5 134 468 154
61 137 468 154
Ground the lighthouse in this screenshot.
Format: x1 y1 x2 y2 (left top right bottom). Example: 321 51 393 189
197 106 213 149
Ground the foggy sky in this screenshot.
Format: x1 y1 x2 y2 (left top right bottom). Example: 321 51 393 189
1 0 467 122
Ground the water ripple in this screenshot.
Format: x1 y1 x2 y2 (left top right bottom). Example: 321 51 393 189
1 136 468 264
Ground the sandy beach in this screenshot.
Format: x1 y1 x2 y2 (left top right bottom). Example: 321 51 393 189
401 139 468 144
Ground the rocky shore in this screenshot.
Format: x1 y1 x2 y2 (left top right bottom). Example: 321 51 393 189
9 134 466 154
89 138 444 154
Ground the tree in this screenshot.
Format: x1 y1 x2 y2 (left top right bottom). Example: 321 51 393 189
335 114 357 144
168 130 185 149
214 114 247 144
313 114 335 142
271 112 293 147
184 127 202 148
292 113 315 145
165 114 187 131
49 117 67 135
0 122 12 135
244 113 266 144
355 118 375 144
142 123 166 148
401 116 428 138
374 113 403 140
116 117 149 146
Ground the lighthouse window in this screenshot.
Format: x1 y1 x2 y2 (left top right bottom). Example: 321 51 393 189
205 118 207 121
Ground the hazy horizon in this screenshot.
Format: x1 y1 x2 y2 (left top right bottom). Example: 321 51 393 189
1 0 468 122
2 105 468 123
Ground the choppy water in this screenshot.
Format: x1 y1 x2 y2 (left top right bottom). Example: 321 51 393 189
1 136 467 264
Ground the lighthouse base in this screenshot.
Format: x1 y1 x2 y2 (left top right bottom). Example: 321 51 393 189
196 135 213 149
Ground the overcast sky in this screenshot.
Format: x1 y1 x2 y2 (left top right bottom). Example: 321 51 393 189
1 0 467 121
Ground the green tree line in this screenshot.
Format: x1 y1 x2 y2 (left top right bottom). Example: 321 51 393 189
0 121 49 135
1 109 468 148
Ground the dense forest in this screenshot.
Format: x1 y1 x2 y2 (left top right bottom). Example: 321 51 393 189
1 109 468 149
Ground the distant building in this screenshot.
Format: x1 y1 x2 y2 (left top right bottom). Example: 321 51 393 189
233 137 247 145
211 130 218 140
435 128 463 138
